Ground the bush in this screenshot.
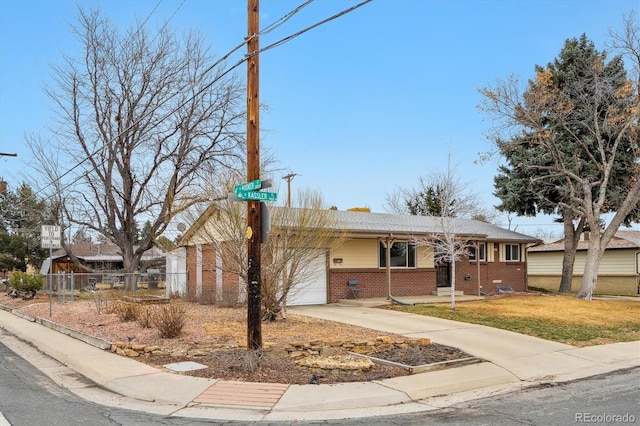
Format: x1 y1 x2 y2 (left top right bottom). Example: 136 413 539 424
136 306 154 328
151 304 186 338
110 301 139 322
8 272 44 295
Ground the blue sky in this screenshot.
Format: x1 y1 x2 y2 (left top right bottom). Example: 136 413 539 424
0 0 638 237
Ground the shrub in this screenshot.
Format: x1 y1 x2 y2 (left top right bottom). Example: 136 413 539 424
151 303 186 338
136 306 154 328
244 349 264 372
111 301 139 322
8 271 44 293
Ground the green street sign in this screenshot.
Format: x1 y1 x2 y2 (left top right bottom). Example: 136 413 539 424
236 190 277 202
234 179 262 193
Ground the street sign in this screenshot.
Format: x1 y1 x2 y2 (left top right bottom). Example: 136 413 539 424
234 179 262 193
41 225 62 249
235 190 278 202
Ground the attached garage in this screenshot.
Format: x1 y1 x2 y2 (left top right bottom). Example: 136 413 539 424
285 250 328 306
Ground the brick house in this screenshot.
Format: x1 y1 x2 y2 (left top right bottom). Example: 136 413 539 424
176 208 538 305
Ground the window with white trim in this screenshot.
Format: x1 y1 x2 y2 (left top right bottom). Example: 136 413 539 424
469 242 486 261
505 243 520 261
379 241 416 268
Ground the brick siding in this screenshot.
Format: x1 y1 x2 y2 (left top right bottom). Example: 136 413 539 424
456 260 528 294
329 268 437 303
185 243 529 305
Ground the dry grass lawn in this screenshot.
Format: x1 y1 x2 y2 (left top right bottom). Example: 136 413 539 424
388 294 640 347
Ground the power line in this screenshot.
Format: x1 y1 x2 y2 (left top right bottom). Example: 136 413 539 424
29 0 371 203
255 0 373 55
260 0 314 36
4 1 375 230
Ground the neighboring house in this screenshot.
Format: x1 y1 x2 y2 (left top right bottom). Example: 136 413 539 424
41 243 165 287
527 231 640 295
177 208 538 306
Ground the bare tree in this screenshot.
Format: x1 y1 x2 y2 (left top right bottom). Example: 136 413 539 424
385 165 497 223
479 25 640 299
189 188 346 320
71 228 93 244
412 166 478 310
28 8 246 288
384 188 409 215
261 189 347 320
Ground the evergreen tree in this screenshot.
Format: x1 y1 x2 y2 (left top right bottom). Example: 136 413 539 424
0 182 54 270
481 29 640 298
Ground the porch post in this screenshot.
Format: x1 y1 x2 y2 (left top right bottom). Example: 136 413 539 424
476 240 481 296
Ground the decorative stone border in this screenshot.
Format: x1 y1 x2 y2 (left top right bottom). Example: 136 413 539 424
284 336 433 359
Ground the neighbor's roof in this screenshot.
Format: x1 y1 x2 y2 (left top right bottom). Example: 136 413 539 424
51 243 165 262
528 230 640 252
330 210 539 242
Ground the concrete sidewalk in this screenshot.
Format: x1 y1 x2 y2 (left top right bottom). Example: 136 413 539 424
0 303 638 422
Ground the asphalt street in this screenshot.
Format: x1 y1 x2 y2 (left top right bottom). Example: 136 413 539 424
1 330 638 426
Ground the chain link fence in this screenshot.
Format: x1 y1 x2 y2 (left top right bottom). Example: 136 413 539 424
37 272 189 302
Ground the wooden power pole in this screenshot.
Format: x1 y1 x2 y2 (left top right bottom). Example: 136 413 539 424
246 0 262 350
282 173 297 208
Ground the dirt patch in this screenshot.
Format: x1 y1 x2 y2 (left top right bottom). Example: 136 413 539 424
0 292 474 385
370 343 472 366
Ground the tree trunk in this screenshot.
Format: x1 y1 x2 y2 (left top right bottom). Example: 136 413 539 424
559 216 584 293
450 261 456 311
576 231 603 300
122 250 139 292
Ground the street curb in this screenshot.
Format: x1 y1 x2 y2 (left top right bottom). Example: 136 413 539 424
34 317 113 350
0 304 113 351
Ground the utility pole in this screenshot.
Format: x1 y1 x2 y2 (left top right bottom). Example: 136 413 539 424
282 173 297 208
0 152 16 193
246 0 262 350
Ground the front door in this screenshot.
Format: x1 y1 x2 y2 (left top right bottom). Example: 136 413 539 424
436 262 451 287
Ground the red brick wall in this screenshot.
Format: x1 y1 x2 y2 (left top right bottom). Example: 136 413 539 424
329 259 528 303
329 268 437 303
185 244 218 303
455 260 528 293
185 242 244 305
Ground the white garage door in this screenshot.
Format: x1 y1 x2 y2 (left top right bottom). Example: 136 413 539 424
285 251 327 306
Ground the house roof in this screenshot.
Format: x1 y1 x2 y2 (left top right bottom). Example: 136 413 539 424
330 210 539 242
528 230 640 252
181 204 538 244
51 243 165 262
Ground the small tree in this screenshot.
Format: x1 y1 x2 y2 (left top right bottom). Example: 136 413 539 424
261 190 347 320
411 166 479 310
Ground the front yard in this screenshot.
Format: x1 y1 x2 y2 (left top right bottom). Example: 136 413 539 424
0 290 472 384
387 294 640 347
